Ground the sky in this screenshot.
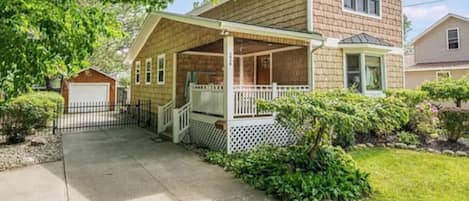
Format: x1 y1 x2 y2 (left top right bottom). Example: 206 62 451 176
165 0 469 41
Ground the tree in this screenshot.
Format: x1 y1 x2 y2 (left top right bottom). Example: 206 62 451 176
420 77 469 108
0 0 174 100
403 14 412 42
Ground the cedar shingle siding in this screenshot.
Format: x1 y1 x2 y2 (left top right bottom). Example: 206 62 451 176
313 0 404 89
200 0 308 32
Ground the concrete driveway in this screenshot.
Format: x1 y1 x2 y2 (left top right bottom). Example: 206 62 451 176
62 128 272 201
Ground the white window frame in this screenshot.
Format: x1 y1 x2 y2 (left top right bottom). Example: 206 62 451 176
343 50 386 97
157 54 166 85
342 0 382 19
446 28 460 50
135 61 141 85
145 58 152 85
436 71 452 79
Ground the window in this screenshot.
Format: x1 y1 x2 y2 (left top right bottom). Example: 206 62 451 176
436 71 451 79
343 0 380 17
365 56 382 90
135 61 141 84
145 58 152 84
157 54 166 85
345 54 384 93
346 54 362 92
447 28 460 49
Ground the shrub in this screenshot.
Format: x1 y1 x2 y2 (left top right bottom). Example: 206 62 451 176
385 89 428 108
205 145 371 201
410 102 439 135
259 90 410 149
438 107 469 142
397 131 421 145
0 92 63 144
420 77 469 108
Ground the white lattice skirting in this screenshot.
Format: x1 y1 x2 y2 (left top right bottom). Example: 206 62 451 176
187 119 227 151
228 122 297 153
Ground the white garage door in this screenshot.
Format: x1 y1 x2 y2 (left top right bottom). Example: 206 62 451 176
69 83 109 113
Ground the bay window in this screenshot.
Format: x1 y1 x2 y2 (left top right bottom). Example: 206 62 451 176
345 53 385 95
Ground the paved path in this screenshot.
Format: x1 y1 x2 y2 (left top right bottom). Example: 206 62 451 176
62 128 272 201
0 162 67 201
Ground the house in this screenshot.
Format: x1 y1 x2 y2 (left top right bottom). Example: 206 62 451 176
126 0 404 153
405 13 469 89
61 68 116 113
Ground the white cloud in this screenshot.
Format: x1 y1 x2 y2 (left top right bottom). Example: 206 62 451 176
404 5 450 20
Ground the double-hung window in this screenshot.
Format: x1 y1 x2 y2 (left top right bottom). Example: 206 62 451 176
447 28 460 49
157 54 166 85
345 53 385 95
135 61 141 85
145 58 152 84
343 0 380 17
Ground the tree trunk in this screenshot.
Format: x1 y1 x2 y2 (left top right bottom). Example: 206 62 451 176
45 77 54 91
309 127 324 160
456 99 462 108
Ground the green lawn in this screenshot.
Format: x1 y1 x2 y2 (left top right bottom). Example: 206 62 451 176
351 148 469 201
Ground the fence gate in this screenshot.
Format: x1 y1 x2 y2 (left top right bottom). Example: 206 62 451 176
54 101 153 134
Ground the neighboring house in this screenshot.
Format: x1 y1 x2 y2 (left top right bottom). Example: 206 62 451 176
61 68 116 113
126 0 404 153
405 13 469 89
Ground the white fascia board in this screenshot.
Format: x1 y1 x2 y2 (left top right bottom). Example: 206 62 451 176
221 21 323 42
125 15 161 64
338 44 393 53
405 66 469 72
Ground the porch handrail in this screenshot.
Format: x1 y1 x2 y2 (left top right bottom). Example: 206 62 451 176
157 101 174 134
173 102 191 143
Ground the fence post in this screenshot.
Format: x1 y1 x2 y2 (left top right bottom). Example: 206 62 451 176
157 106 164 134
52 104 59 135
172 108 179 143
272 82 278 99
137 100 141 127
148 100 152 128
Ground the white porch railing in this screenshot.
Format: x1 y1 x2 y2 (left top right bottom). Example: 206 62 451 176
190 83 310 118
191 84 224 116
157 101 174 134
173 102 191 143
234 84 310 117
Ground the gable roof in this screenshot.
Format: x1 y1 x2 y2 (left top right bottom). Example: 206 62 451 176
411 13 469 45
125 11 323 64
339 33 392 46
74 67 116 81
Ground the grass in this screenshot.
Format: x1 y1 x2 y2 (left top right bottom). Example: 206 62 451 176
351 148 469 201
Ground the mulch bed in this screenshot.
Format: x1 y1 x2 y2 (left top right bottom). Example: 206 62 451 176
356 133 469 152
0 133 63 172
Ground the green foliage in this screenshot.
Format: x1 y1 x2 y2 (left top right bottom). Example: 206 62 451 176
206 145 371 201
420 77 469 108
438 107 469 142
258 90 410 150
411 102 439 135
397 131 421 146
0 92 63 144
385 89 428 108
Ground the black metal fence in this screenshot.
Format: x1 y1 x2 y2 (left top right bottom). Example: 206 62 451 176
55 100 153 133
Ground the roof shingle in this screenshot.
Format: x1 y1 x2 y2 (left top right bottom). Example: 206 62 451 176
339 33 392 47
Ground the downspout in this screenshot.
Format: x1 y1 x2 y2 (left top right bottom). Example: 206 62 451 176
308 39 325 90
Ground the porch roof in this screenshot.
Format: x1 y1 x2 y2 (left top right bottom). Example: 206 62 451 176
126 11 323 63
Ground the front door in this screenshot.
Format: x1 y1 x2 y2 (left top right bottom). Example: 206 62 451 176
256 55 271 85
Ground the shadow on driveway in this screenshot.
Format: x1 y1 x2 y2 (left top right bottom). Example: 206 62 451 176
60 128 273 201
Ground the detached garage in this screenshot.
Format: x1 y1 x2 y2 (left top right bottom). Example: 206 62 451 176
61 68 116 113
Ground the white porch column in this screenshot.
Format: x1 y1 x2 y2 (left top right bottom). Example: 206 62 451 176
224 36 235 121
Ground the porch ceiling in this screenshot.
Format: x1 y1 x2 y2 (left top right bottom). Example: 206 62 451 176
187 38 292 55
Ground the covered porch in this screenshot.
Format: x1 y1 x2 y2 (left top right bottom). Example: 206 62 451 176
177 38 312 118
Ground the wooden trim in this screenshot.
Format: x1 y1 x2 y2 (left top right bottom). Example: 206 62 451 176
157 54 166 85
145 58 152 85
